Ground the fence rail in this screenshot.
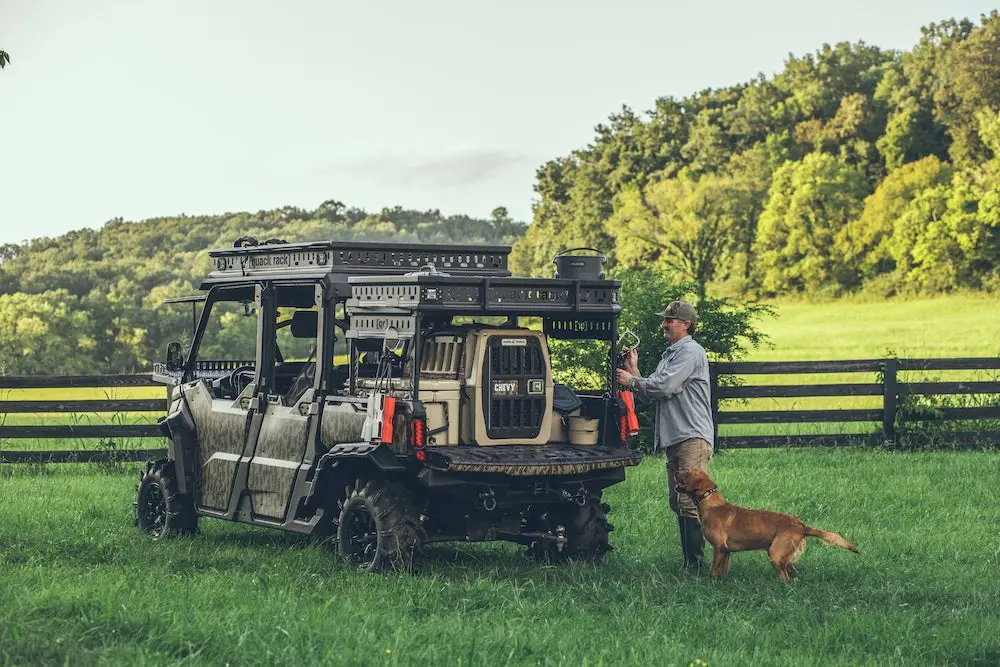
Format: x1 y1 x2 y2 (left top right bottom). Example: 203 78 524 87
1 358 998 463
711 356 1000 449
0 374 167 463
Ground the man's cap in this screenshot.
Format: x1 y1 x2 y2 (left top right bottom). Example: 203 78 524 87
658 300 698 324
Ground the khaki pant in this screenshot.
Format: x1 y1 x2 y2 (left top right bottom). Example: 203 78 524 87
665 438 713 520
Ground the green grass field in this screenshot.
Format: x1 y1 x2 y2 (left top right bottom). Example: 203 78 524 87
1 449 998 666
748 294 1000 361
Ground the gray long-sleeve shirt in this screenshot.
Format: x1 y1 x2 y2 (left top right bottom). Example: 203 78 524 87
631 335 714 450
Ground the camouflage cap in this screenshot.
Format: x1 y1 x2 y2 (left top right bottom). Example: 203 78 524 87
657 300 698 324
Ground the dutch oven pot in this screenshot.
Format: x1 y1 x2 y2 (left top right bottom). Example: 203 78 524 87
553 247 607 280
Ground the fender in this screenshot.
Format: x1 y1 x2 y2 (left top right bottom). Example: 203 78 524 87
317 442 408 472
157 388 200 496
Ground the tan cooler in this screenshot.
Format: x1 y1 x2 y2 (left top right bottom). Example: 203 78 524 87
567 416 599 446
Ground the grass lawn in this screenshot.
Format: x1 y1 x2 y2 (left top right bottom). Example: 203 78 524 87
1 448 998 666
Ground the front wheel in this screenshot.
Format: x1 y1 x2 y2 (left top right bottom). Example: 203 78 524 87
135 460 197 537
337 479 424 573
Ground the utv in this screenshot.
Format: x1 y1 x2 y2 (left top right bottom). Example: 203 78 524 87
141 238 641 571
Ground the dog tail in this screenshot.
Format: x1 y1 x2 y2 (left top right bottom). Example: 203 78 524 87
804 526 859 553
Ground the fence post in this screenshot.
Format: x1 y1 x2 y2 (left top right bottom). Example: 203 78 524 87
710 365 721 451
882 357 898 445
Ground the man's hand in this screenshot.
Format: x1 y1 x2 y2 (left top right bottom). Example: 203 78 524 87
623 347 639 375
615 368 634 387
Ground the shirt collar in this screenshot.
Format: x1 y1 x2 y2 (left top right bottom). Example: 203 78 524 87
667 335 692 350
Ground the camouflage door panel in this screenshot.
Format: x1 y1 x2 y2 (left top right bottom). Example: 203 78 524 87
183 382 247 511
248 401 310 520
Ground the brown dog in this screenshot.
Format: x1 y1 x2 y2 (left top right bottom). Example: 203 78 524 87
674 469 858 580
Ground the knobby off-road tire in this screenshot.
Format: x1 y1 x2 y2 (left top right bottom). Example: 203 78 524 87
135 460 197 538
528 496 614 564
337 479 424 573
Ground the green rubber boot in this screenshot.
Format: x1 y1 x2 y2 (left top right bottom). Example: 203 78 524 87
678 516 707 574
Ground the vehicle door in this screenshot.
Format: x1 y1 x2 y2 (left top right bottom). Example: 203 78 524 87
181 285 260 512
245 284 323 522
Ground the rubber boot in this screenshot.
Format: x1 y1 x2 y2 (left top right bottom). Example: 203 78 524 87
678 516 707 574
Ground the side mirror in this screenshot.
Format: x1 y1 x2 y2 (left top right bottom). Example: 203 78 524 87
166 341 184 371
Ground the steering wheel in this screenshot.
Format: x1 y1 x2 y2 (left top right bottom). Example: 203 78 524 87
227 365 256 396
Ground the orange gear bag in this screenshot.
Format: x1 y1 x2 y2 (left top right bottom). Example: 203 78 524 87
618 390 640 436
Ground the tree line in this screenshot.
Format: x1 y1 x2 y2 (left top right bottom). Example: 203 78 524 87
0 204 525 374
510 13 1000 300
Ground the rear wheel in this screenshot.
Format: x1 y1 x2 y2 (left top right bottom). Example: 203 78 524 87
135 460 197 537
528 495 613 564
337 479 423 572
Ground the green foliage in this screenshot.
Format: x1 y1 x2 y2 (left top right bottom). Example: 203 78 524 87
753 152 870 295
0 50 9 70
0 291 97 375
515 14 1000 301
548 339 608 390
844 155 952 284
0 203 526 374
607 172 754 298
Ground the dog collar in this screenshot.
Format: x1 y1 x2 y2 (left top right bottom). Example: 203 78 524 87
693 487 717 505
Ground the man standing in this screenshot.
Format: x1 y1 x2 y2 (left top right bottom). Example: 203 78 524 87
615 300 714 573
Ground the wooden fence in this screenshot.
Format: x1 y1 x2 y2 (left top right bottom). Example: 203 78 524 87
711 357 1000 448
0 374 167 463
0 357 998 463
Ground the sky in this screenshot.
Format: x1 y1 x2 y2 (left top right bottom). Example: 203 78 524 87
1 0 996 245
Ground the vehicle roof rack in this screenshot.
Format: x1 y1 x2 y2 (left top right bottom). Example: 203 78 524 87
201 240 511 288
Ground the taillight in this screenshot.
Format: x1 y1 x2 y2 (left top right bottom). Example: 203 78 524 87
410 418 426 460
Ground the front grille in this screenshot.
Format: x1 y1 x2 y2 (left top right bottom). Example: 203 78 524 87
482 336 546 439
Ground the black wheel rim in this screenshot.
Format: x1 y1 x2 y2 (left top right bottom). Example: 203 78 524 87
343 504 379 569
141 481 167 537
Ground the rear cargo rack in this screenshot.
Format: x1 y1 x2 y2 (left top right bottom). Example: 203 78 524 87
346 275 620 316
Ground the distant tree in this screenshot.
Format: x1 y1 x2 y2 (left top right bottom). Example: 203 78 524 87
753 152 870 295
609 173 753 299
490 206 510 227
934 12 1000 166
844 155 952 279
0 50 9 69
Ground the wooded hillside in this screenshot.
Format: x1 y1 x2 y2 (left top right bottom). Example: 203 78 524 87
0 204 525 374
